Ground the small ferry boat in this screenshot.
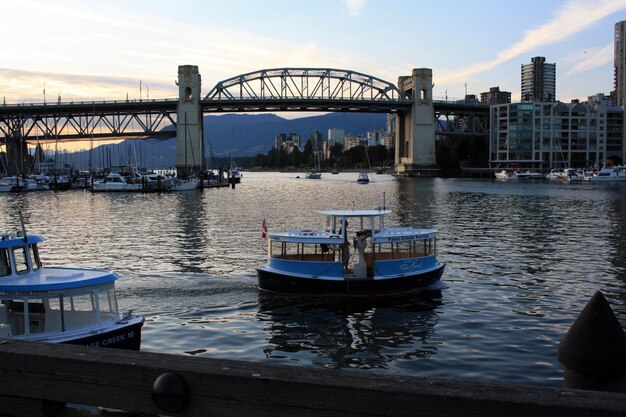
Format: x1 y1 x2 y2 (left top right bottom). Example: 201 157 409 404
0 228 144 350
356 172 370 184
257 209 445 295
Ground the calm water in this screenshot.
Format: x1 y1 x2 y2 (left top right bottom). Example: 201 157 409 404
1 172 625 387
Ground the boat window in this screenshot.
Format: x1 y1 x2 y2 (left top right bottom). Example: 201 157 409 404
270 240 338 262
68 294 95 312
64 293 97 330
98 288 118 320
375 238 436 259
13 246 29 274
29 244 41 271
0 248 11 277
26 299 45 334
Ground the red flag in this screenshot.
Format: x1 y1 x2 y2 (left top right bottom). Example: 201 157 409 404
262 219 267 238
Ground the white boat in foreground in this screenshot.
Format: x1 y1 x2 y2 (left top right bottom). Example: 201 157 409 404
257 209 445 296
0 228 144 349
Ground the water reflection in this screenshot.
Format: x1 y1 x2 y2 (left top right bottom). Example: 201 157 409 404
256 290 442 370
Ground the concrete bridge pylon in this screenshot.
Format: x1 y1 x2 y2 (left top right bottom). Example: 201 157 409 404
395 68 438 176
176 65 204 178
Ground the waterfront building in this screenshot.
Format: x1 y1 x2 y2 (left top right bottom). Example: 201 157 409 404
274 133 301 154
367 130 383 147
327 128 345 147
274 133 288 150
615 20 626 106
490 99 625 169
521 57 556 102
480 87 511 105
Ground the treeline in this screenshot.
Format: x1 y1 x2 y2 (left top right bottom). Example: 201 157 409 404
252 140 394 170
223 135 489 174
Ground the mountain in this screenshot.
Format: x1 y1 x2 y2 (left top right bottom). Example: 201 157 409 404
80 112 387 169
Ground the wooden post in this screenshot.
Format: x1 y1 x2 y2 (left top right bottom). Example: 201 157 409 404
0 340 625 417
558 291 626 392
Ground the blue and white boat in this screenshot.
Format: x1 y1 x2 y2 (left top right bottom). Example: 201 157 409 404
0 229 144 350
257 209 445 295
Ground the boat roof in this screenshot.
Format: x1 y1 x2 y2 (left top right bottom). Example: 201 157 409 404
318 209 391 217
0 267 118 294
0 233 45 249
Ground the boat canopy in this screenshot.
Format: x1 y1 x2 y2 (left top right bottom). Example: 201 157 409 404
318 209 391 217
0 233 45 249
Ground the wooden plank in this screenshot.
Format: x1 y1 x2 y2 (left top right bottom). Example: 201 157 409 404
0 340 624 417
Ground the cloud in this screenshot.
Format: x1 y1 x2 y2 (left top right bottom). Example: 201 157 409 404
436 0 626 85
344 0 366 17
563 43 614 77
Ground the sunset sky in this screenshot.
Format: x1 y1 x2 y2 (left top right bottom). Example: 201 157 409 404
1 0 625 107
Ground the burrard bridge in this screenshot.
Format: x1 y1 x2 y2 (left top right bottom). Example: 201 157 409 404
0 66 488 176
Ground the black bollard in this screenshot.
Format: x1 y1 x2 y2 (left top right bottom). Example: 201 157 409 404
557 291 626 392
151 371 189 412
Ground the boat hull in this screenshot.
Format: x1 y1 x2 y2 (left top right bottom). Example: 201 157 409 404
63 318 144 350
257 263 444 296
53 317 144 351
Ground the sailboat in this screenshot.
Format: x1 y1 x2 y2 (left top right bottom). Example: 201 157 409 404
305 132 322 179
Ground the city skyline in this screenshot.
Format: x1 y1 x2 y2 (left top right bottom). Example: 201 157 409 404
1 0 626 107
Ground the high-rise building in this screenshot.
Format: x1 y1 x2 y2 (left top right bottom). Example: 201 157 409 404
490 100 625 169
614 20 626 106
521 56 556 102
480 87 511 105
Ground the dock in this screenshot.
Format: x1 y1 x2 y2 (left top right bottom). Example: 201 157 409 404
0 340 624 417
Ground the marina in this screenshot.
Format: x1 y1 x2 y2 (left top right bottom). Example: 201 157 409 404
0 171 624 387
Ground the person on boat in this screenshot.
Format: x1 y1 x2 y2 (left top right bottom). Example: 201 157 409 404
353 231 368 278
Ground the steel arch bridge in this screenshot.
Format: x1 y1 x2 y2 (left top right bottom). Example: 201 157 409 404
0 68 489 144
201 67 412 113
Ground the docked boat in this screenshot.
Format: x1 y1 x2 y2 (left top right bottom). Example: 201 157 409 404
515 171 544 180
356 172 370 184
559 168 583 182
91 172 143 192
545 169 563 180
0 228 144 349
494 170 518 180
256 209 445 295
171 177 200 191
587 165 626 182
0 176 25 193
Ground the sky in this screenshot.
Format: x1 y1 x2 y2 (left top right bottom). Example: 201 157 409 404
1 0 625 105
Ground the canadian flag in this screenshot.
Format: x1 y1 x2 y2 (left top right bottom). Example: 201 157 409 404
262 219 267 238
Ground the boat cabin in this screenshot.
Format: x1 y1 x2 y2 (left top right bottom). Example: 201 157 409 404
0 232 121 339
266 210 438 279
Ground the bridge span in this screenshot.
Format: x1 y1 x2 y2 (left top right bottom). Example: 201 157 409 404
0 66 488 176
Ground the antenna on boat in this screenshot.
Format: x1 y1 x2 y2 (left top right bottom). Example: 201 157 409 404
18 211 27 242
383 192 386 210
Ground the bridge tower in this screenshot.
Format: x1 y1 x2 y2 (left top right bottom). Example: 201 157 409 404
176 65 204 178
395 68 438 175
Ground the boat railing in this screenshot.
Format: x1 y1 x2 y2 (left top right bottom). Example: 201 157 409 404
273 253 336 262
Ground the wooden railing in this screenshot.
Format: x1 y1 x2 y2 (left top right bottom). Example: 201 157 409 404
0 340 625 417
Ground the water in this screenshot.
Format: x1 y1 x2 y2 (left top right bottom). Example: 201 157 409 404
1 172 625 387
